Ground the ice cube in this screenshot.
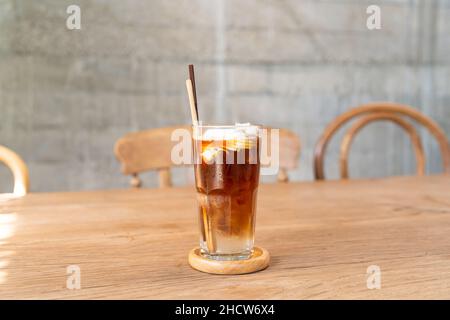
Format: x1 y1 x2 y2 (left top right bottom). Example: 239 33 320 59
209 193 231 210
208 194 232 234
202 146 223 163
202 128 246 141
197 193 209 208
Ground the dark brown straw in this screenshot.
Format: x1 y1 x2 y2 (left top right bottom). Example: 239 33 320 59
188 64 199 120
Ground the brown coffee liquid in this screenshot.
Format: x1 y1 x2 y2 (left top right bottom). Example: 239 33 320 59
194 138 260 257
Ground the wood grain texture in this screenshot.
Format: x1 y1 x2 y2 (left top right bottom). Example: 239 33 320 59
1 175 450 299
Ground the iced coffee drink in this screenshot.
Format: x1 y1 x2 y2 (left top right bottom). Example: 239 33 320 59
193 124 260 260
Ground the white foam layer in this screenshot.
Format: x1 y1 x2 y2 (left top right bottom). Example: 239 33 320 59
195 123 258 141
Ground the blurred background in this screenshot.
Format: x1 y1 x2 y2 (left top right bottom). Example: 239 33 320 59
0 0 449 192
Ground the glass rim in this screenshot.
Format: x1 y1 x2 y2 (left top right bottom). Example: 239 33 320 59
192 123 263 129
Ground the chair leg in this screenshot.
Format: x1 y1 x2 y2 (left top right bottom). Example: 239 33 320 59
130 173 142 188
277 168 289 183
159 169 172 188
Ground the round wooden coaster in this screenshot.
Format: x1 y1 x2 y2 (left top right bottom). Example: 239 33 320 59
188 247 270 275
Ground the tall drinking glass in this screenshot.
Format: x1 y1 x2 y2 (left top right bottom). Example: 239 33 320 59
193 124 261 260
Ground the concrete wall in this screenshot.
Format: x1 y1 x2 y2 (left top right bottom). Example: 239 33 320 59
0 0 449 192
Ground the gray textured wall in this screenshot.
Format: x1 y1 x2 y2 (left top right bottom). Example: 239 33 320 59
0 0 449 192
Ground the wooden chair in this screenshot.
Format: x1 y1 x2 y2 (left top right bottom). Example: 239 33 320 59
272 128 301 183
0 145 29 196
314 102 450 180
115 126 301 188
115 125 191 188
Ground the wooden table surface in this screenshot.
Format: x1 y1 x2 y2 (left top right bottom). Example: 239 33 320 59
1 175 450 299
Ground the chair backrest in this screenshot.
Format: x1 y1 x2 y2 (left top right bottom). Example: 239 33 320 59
314 102 450 180
273 128 301 182
0 145 29 196
115 125 301 188
114 125 191 188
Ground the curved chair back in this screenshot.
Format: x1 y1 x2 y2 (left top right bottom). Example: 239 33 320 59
314 102 450 180
0 145 29 196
